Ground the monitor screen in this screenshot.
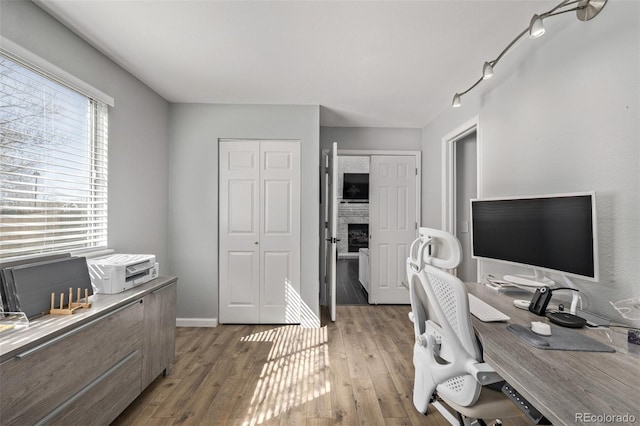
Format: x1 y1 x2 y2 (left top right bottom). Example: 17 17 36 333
471 193 597 280
343 173 369 200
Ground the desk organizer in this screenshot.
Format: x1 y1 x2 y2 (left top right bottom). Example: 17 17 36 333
49 288 92 315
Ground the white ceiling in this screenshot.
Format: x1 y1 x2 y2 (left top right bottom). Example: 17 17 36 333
36 0 555 128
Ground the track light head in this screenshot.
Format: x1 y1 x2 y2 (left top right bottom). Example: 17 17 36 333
452 93 461 108
529 14 546 38
482 62 494 80
577 0 608 21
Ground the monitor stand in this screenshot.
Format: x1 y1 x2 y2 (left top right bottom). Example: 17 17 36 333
503 269 555 288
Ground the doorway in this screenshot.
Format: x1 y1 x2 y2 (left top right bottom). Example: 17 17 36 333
455 132 477 282
335 155 370 305
442 117 480 281
321 147 421 317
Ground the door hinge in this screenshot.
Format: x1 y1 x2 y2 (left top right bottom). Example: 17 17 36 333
325 221 329 229
415 168 418 176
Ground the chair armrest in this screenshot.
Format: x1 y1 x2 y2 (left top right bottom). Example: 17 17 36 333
467 362 503 385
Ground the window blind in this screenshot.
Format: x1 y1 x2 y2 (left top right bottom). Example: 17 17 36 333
0 54 108 260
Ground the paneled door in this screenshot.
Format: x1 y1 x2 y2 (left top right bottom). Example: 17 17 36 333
219 140 300 324
369 155 417 304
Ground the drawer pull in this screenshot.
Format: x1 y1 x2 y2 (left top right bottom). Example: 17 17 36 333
15 300 141 360
34 350 140 425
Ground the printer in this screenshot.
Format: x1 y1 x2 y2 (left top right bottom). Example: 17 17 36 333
87 254 158 294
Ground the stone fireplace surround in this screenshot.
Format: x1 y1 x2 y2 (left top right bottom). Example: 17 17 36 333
338 202 368 258
337 155 369 259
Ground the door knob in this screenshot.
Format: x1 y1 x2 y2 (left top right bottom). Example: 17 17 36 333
254 241 259 245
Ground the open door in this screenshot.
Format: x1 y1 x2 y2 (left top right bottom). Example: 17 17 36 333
325 142 338 321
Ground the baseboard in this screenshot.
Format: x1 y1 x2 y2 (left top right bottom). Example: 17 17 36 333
176 317 218 327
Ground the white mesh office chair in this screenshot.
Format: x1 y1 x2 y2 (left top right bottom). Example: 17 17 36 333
406 227 522 426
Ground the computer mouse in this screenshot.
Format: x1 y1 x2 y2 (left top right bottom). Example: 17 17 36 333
531 321 551 336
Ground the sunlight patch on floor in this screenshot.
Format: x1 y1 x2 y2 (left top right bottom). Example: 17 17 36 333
240 325 331 424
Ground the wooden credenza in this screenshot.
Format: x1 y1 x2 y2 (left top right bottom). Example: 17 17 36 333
0 276 177 425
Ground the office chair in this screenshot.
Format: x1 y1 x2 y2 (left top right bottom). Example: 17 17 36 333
406 227 522 426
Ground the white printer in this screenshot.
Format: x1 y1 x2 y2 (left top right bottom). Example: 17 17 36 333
87 254 158 294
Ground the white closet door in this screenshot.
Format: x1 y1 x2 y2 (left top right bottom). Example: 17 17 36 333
259 141 301 323
219 140 300 324
219 141 260 323
369 155 416 304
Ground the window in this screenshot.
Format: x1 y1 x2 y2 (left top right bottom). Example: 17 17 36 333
0 53 109 260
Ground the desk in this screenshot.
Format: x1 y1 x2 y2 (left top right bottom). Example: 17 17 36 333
466 283 640 426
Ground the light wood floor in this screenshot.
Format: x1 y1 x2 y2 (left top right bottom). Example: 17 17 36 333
113 305 530 425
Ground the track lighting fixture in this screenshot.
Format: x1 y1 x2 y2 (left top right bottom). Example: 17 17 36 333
452 0 607 108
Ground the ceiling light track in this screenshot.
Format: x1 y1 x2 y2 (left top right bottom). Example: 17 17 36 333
452 0 607 108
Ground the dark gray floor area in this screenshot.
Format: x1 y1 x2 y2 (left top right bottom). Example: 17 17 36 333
336 259 368 305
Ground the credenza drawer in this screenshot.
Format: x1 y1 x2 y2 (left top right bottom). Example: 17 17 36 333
0 300 143 425
39 349 142 426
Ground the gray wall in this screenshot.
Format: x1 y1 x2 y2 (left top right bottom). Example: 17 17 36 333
1 1 171 271
321 126 421 151
168 104 320 324
421 3 640 323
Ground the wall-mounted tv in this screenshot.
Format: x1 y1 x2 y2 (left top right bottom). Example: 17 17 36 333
343 173 369 200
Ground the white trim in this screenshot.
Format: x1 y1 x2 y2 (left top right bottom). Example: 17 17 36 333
441 116 481 280
338 149 420 156
441 116 479 233
176 317 218 327
0 36 115 106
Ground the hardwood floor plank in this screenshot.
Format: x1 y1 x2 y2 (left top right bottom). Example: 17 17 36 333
198 377 246 425
306 418 334 426
328 352 359 425
111 377 181 425
385 418 413 426
359 326 391 378
340 329 369 378
352 377 386 426
305 335 332 420
370 373 408 419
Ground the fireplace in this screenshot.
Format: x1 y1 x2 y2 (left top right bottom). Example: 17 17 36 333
348 224 369 252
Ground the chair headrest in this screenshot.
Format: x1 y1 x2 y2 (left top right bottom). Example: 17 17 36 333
409 227 462 271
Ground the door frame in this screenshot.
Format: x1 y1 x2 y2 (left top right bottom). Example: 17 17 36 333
320 148 422 306
441 116 482 280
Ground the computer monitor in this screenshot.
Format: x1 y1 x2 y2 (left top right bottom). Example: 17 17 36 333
470 192 598 283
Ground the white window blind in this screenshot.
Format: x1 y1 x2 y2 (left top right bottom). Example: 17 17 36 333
0 53 108 260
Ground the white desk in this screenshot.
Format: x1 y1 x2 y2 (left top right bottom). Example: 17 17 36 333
466 282 640 426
